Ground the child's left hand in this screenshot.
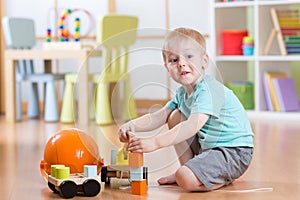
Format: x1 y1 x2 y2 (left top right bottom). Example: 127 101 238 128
128 136 158 153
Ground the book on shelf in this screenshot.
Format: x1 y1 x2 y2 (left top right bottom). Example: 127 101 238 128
272 77 300 112
274 9 300 55
262 71 287 111
262 72 273 111
284 36 300 54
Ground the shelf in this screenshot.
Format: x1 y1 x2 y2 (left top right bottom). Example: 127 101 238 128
216 56 255 61
259 55 300 61
212 0 300 118
214 1 255 8
216 55 300 61
258 55 300 61
258 0 300 6
215 0 300 7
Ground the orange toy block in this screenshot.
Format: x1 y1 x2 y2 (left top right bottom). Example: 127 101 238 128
129 152 143 168
131 180 147 195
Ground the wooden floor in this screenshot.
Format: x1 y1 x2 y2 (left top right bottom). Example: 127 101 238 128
1 115 300 200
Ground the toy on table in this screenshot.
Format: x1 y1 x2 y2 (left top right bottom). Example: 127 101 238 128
74 17 80 42
40 128 104 182
58 9 72 41
46 8 94 42
100 132 148 195
242 36 254 56
46 28 51 42
48 164 101 198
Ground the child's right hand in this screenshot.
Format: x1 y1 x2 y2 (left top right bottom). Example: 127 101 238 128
118 129 129 143
118 122 135 143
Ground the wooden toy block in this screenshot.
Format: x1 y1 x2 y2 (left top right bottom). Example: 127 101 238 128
131 179 147 195
130 167 143 181
56 166 70 180
110 149 118 164
116 147 129 165
116 170 130 178
123 143 129 160
84 165 97 178
129 152 143 168
50 164 65 177
101 165 148 184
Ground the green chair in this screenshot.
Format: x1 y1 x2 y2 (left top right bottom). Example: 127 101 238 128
60 15 138 124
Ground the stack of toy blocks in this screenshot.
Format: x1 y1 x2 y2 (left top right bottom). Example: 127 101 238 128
129 152 147 195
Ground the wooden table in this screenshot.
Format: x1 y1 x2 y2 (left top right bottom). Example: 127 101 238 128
4 48 100 127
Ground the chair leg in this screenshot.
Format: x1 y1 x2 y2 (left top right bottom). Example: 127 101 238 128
27 82 40 118
95 83 113 125
44 81 59 122
123 77 137 121
16 81 22 121
89 84 96 120
60 81 76 123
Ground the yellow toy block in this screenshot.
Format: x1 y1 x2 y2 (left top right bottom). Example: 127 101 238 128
129 152 143 168
131 180 147 195
115 147 129 165
55 166 70 180
50 164 65 177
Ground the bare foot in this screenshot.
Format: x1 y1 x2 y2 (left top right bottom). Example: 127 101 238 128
157 173 176 185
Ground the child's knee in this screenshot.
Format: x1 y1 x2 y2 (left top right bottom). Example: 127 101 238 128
175 166 202 191
167 109 186 129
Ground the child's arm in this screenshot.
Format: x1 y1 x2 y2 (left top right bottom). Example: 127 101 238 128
118 107 173 143
128 112 209 153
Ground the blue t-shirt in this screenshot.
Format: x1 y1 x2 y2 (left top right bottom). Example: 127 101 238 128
165 75 254 150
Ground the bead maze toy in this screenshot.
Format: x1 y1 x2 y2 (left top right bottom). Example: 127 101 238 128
74 17 80 42
48 164 101 198
46 8 94 42
46 28 51 42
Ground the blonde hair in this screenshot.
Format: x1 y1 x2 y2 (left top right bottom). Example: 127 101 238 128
162 28 206 62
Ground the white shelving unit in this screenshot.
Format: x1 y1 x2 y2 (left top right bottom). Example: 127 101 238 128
210 0 300 120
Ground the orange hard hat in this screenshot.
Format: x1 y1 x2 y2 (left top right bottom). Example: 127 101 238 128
40 128 104 182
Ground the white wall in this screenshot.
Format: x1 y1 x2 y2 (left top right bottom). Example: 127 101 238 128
5 0 108 36
4 0 211 100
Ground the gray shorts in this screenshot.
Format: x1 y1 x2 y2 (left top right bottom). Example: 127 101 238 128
184 146 253 189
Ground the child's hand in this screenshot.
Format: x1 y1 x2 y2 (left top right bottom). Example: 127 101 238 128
118 129 129 143
128 136 158 153
118 123 135 143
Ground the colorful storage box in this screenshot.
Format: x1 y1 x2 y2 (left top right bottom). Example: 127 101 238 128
222 30 248 55
227 81 254 109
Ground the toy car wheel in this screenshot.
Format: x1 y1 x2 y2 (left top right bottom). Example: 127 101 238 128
83 179 101 197
101 166 110 184
59 180 77 198
48 182 58 193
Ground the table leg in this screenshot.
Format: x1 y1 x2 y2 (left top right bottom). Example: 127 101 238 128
77 56 89 128
5 59 16 123
44 60 52 73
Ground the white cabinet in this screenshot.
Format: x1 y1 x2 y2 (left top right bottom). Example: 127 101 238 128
210 0 300 120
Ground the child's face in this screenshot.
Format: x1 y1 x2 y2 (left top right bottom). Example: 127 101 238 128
164 38 208 90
